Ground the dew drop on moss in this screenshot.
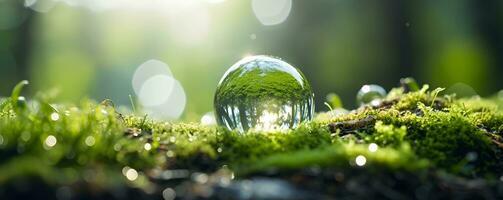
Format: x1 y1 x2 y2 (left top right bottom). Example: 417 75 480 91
356 84 387 106
214 55 314 133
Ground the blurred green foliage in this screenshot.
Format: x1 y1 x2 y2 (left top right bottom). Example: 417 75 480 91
1 0 503 122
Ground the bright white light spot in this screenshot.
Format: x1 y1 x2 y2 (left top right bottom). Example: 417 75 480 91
252 0 292 26
132 59 173 95
217 147 223 153
0 135 4 145
141 77 187 120
162 188 176 200
361 85 371 93
355 155 367 166
124 167 138 181
85 136 96 146
50 112 60 121
45 135 57 148
144 143 152 151
201 112 216 126
368 143 378 152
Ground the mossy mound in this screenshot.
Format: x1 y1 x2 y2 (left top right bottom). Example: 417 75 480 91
1 81 503 199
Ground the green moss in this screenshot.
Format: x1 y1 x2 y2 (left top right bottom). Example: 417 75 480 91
1 81 503 197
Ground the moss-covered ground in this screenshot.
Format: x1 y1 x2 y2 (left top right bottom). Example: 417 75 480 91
1 80 503 199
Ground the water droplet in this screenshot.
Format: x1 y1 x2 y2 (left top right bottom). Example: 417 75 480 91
123 167 138 181
355 155 367 166
144 143 152 151
214 55 314 133
50 112 60 121
368 143 378 152
356 84 386 106
17 96 27 109
44 135 57 149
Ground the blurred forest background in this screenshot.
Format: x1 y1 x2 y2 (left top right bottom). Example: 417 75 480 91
1 0 502 121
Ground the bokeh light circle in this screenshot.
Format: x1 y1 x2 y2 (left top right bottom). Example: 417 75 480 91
252 0 292 26
132 59 173 95
138 75 176 107
142 78 186 120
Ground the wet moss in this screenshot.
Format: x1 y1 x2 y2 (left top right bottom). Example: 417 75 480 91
1 81 503 199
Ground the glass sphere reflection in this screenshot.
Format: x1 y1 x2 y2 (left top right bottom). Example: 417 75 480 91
214 55 314 133
357 84 387 106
